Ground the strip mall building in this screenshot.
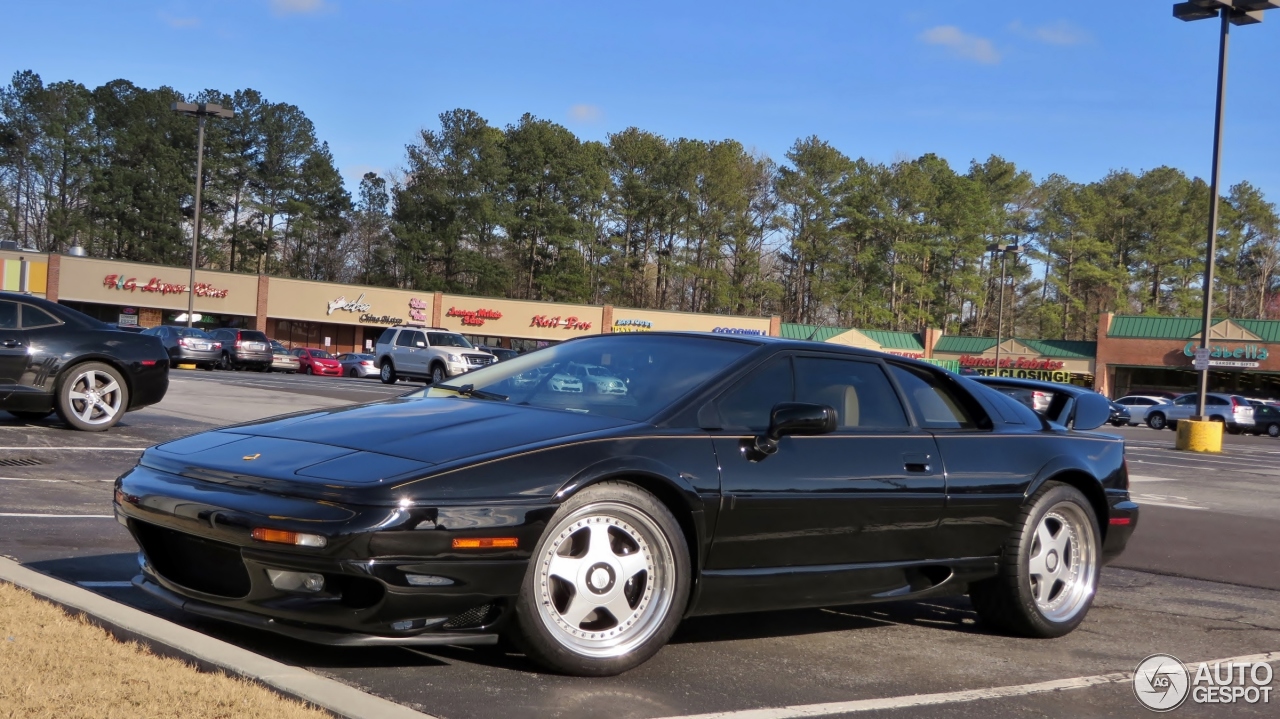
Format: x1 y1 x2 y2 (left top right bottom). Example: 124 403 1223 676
9 249 1280 399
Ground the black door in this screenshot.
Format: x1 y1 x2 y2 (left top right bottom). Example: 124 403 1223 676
0 300 27 390
707 353 946 571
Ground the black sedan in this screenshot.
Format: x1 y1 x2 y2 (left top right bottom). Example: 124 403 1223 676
1251 404 1280 437
115 333 1137 675
0 291 169 430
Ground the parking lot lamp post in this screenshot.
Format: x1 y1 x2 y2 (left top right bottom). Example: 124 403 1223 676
1173 1 1278 417
987 243 1022 375
171 102 234 328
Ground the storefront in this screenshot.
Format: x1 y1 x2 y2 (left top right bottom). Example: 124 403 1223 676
1095 314 1280 400
439 294 605 351
0 250 47 296
931 336 1096 387
52 255 259 330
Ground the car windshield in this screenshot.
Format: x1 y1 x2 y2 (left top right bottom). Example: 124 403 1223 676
309 350 333 359
427 332 473 348
172 327 211 338
422 335 755 421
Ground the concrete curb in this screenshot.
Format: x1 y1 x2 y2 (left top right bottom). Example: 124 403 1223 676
0 557 438 719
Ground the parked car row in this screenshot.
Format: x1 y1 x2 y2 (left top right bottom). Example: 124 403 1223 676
1108 392 1280 436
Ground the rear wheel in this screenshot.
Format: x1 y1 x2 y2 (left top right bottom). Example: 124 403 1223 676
969 482 1100 638
304 365 313 375
1146 413 1166 430
56 362 129 432
1268 423 1280 438
380 361 397 384
348 367 358 377
512 481 689 676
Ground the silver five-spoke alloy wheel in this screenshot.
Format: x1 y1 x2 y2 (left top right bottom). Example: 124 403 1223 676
1027 502 1097 623
534 502 676 659
67 367 124 427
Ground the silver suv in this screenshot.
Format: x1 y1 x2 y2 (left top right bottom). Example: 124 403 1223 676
374 326 496 384
1145 392 1255 432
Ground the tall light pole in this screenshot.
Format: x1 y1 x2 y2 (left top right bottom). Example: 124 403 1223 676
171 102 234 328
1173 0 1278 418
987 242 1023 374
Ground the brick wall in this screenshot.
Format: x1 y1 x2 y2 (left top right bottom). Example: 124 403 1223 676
45 254 60 302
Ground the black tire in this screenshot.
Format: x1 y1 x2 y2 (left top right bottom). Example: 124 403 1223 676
1268 423 1280 438
55 361 129 432
218 353 231 371
430 363 447 385
202 364 214 371
380 361 397 384
348 367 358 378
8 410 52 421
511 481 690 676
1146 413 1166 431
969 481 1100 638
304 364 313 375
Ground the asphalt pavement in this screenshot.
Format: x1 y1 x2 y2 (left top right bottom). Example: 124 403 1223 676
1 369 1277 718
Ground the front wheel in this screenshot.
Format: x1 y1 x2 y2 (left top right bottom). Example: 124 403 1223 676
1146 413 1166 431
380 362 397 384
56 362 129 432
969 481 1100 638
512 481 689 676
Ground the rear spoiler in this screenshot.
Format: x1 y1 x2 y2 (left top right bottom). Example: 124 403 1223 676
967 376 1111 430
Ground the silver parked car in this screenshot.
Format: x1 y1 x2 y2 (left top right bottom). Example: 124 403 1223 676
1144 392 1255 432
268 340 300 374
1112 395 1172 426
337 352 379 378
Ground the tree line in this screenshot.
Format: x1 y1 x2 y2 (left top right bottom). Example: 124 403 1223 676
3 69 1278 340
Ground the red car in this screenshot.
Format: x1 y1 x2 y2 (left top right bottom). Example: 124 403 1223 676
292 348 342 376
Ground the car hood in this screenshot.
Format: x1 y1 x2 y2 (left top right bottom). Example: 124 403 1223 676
150 397 636 474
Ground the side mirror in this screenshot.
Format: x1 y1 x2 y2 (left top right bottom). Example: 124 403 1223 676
753 402 838 456
1069 392 1112 431
415 341 426 348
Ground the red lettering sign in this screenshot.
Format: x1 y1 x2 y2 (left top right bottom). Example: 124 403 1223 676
958 355 1064 370
446 306 502 327
102 274 228 298
530 315 593 331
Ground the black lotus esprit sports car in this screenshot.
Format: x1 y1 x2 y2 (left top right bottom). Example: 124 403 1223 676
115 333 1138 676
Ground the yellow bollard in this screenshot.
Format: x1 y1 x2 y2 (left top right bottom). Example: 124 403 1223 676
1175 418 1223 453
176 363 197 370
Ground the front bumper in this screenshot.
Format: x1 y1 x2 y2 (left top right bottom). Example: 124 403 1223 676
309 364 342 375
114 464 551 643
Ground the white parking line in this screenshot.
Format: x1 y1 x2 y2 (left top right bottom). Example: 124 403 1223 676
0 513 114 518
655 651 1280 719
1128 475 1177 483
76 580 134 588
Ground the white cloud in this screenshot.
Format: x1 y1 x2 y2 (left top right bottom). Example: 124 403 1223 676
1010 20 1091 46
160 13 200 28
271 0 329 16
568 104 603 123
919 25 1001 65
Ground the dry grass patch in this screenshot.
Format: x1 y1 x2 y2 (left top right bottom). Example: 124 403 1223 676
0 581 332 719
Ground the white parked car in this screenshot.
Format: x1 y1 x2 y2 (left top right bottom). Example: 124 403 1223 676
1144 392 1254 433
1112 395 1172 426
566 363 628 395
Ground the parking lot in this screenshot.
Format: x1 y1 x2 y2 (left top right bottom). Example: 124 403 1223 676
2 370 1278 718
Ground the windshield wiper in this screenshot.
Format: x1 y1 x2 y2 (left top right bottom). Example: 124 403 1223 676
439 383 508 401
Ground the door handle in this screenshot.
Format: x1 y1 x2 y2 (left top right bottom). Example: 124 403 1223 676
903 452 932 473
1 339 20 348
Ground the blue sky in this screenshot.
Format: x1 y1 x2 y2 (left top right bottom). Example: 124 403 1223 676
4 0 1279 201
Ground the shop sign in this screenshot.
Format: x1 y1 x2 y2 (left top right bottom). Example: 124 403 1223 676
613 319 652 333
117 314 138 326
887 351 925 359
409 298 429 323
360 313 403 325
960 355 1066 370
103 274 229 298
1183 341 1269 361
327 293 372 315
531 315 592 331
447 306 502 327
712 327 766 336
975 368 1075 383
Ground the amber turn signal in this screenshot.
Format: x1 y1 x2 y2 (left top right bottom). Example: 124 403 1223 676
251 527 327 548
452 537 518 549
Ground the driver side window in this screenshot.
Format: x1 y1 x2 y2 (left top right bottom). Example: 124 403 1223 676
716 357 794 431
